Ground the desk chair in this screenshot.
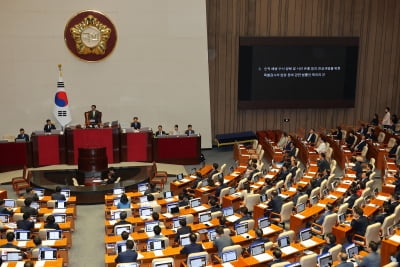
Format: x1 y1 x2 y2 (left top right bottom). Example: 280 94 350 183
296 194 308 206
13 213 24 222
377 132 386 143
352 222 381 248
299 253 317 266
327 244 342 260
13 169 31 195
244 194 260 213
11 166 28 192
319 180 327 197
218 187 230 205
383 262 398 267
220 164 227 175
271 262 290 267
213 245 242 263
264 241 273 250
311 213 337 237
361 188 371 199
180 214 194 225
337 203 349 215
151 257 174 267
240 219 255 231
270 201 294 229
309 187 320 201
149 162 168 191
16 199 25 207
380 214 395 238
84 111 102 127
353 197 365 209
211 211 222 219
277 230 295 243
185 251 209 267
365 180 374 191
394 205 400 225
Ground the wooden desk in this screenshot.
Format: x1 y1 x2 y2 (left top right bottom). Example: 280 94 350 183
170 176 196 195
0 141 32 171
31 134 66 167
222 195 242 210
332 224 352 244
290 205 325 234
3 259 63 267
120 131 153 162
152 135 201 165
381 233 400 265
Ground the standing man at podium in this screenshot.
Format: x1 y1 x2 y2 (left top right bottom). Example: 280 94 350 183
86 105 102 128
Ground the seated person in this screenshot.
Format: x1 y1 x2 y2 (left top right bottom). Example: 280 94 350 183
115 240 138 263
317 153 330 173
17 212 35 231
21 198 38 216
144 183 158 196
213 225 233 256
0 232 21 249
149 212 165 229
105 168 118 184
209 198 221 212
249 228 270 247
345 130 356 150
178 192 189 207
348 206 368 242
354 241 380 266
267 190 283 215
16 128 29 142
208 163 219 179
86 105 102 127
372 203 390 224
22 187 39 201
314 203 334 229
267 248 283 267
277 132 288 150
306 128 317 143
174 218 192 243
51 186 66 201
113 211 131 233
336 252 353 267
185 124 195 135
215 176 227 198
117 194 131 209
0 199 14 215
142 194 157 207
321 233 336 254
292 186 306 206
180 233 204 254
354 135 367 152
171 124 180 135
235 206 252 224
152 225 164 240
191 172 203 190
155 125 166 136
44 215 60 230
332 126 343 140
388 140 400 158
315 136 327 154
43 119 56 133
130 116 141 130
344 187 359 210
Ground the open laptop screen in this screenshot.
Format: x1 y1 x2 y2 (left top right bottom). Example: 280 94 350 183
145 221 159 232
139 207 153 217
113 197 121 207
4 199 15 208
116 241 127 254
222 250 237 263
346 243 359 258
139 195 148 203
0 214 10 223
53 214 67 223
33 188 45 198
235 222 248 235
60 189 70 199
296 203 306 213
55 200 66 209
6 251 20 261
260 194 267 202
258 217 271 229
154 261 173 267
38 248 57 260
47 230 63 240
198 211 212 223
222 206 234 217
317 253 333 267
180 233 191 246
310 195 319 205
164 191 173 199
277 236 290 248
299 228 312 241
167 202 179 214
189 255 207 267
189 198 201 208
138 183 148 193
15 230 30 241
115 225 131 235
113 188 125 195
250 242 265 256
176 173 184 180
338 213 345 224
147 239 165 251
208 228 217 241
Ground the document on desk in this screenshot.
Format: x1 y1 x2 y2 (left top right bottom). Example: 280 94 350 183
317 203 326 208
34 223 42 229
42 240 56 246
181 178 190 183
199 187 209 191
137 253 144 260
265 174 275 179
327 194 338 199
281 246 298 255
346 174 356 178
108 220 117 225
33 262 45 267
165 198 176 202
162 213 173 218
301 239 317 247
376 195 389 201
154 250 164 257
288 187 297 192
262 227 275 235
335 187 347 193
53 208 67 213
226 215 240 222
222 263 234 267
231 172 240 177
17 241 27 247
294 214 305 219
254 253 273 262
146 232 155 237
193 206 207 212
389 235 400 243
258 203 267 209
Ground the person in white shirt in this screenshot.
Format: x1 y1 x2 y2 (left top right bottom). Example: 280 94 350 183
382 106 392 129
171 124 180 135
315 136 327 154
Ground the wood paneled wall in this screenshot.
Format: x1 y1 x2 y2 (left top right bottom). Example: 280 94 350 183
206 0 400 143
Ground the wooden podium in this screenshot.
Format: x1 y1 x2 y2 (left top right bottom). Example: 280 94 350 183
77 147 108 185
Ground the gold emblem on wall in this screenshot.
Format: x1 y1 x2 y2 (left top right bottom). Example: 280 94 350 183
64 10 117 62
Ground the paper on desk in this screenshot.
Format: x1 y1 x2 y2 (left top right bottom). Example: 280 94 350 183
327 195 338 199
281 246 298 255
222 263 234 267
335 188 347 192
250 185 259 189
200 187 209 191
288 187 297 192
256 181 265 185
262 227 274 235
33 262 45 267
190 175 196 178
42 240 56 246
17 241 27 247
298 181 308 185
146 232 155 237
165 198 175 202
226 215 240 222
265 174 275 179
317 203 326 208
346 174 356 178
53 209 67 213
258 204 267 209
181 178 190 183
309 163 317 167
254 253 273 262
231 173 239 177
389 235 400 243
301 239 317 247
109 220 117 225
294 214 305 219
304 175 314 179
137 253 144 260
193 206 207 212
376 195 389 201
154 250 164 257
162 213 173 218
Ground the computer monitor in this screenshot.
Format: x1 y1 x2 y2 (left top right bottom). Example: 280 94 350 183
250 242 265 256
284 263 301 267
33 188 45 198
154 261 173 267
260 194 267 202
15 230 30 241
208 228 217 241
176 173 184 180
55 200 66 209
253 175 260 183
53 214 67 223
277 236 290 248
5 251 20 261
373 187 379 197
139 207 153 217
113 187 125 195
0 214 10 223
322 188 329 197
180 233 191 246
299 228 312 241
188 254 207 267
198 211 212 223
317 253 333 267
145 221 159 232
115 225 132 235
38 247 57 261
310 195 319 205
222 250 237 263
338 213 345 225
147 239 166 251
258 217 271 229
172 217 186 229
30 201 40 210
189 198 201 208
116 241 127 254
4 199 15 208
296 203 306 213
139 195 148 203
235 222 249 235
116 263 139 267
60 189 70 199
346 243 359 258
229 187 236 195
47 230 63 240
164 191 173 199
222 206 234 217
202 179 208 187
387 225 395 237
166 202 179 214
138 183 148 193
113 197 121 207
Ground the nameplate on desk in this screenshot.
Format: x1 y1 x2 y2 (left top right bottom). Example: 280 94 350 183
343 150 351 153
367 203 378 208
294 214 305 219
327 195 338 200
308 171 316 175
35 261 46 267
275 151 282 154
239 165 247 168
309 163 317 167
389 235 400 243
387 184 395 188
162 213 173 218
304 175 313 178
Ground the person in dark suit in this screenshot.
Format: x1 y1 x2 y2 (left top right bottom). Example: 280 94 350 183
276 165 289 182
372 204 389 224
267 190 283 214
306 128 317 143
267 248 283 267
345 187 359 210
332 126 343 141
234 207 252 224
213 226 233 256
191 172 203 190
0 199 14 215
321 233 336 254
113 211 132 233
115 240 138 263
349 206 368 242
208 163 219 179
43 119 56 133
249 228 270 247
357 124 368 136
354 241 380 267
23 187 39 201
16 128 29 142
354 135 367 152
315 203 334 226
209 197 221 212
21 198 38 216
184 124 195 135
345 130 356 149
336 252 354 267
178 192 189 207
16 212 35 231
44 215 60 230
352 157 363 179
0 232 21 249
51 186 66 201
174 218 192 242
180 233 204 254
130 116 141 130
215 176 227 198
86 105 102 127
317 153 330 173
155 125 166 136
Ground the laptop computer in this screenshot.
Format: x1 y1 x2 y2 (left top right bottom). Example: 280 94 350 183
60 189 70 199
47 230 62 240
145 221 160 233
139 207 153 217
53 214 67 223
258 217 271 229
337 213 349 225
387 225 395 237
115 241 127 254
277 235 290 249
346 243 359 258
0 214 10 223
250 242 265 256
208 228 217 241
166 202 179 214
153 260 173 267
296 203 306 213
139 195 148 203
222 206 234 217
38 247 57 261
55 200 66 209
198 211 212 224
260 194 267 202
111 210 123 220
5 251 21 261
172 216 186 229
317 253 333 267
310 195 319 205
33 188 45 198
176 173 184 181
15 230 30 241
299 228 313 242
222 250 237 263
30 201 40 210
189 198 201 208
116 263 139 267
138 183 148 193
218 173 224 180
4 199 15 208
322 188 329 197
188 254 207 267
180 233 191 246
113 197 121 207
147 239 166 251
235 222 249 235
113 187 125 195
229 187 236 195
163 191 173 199
284 263 301 267
115 225 132 235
